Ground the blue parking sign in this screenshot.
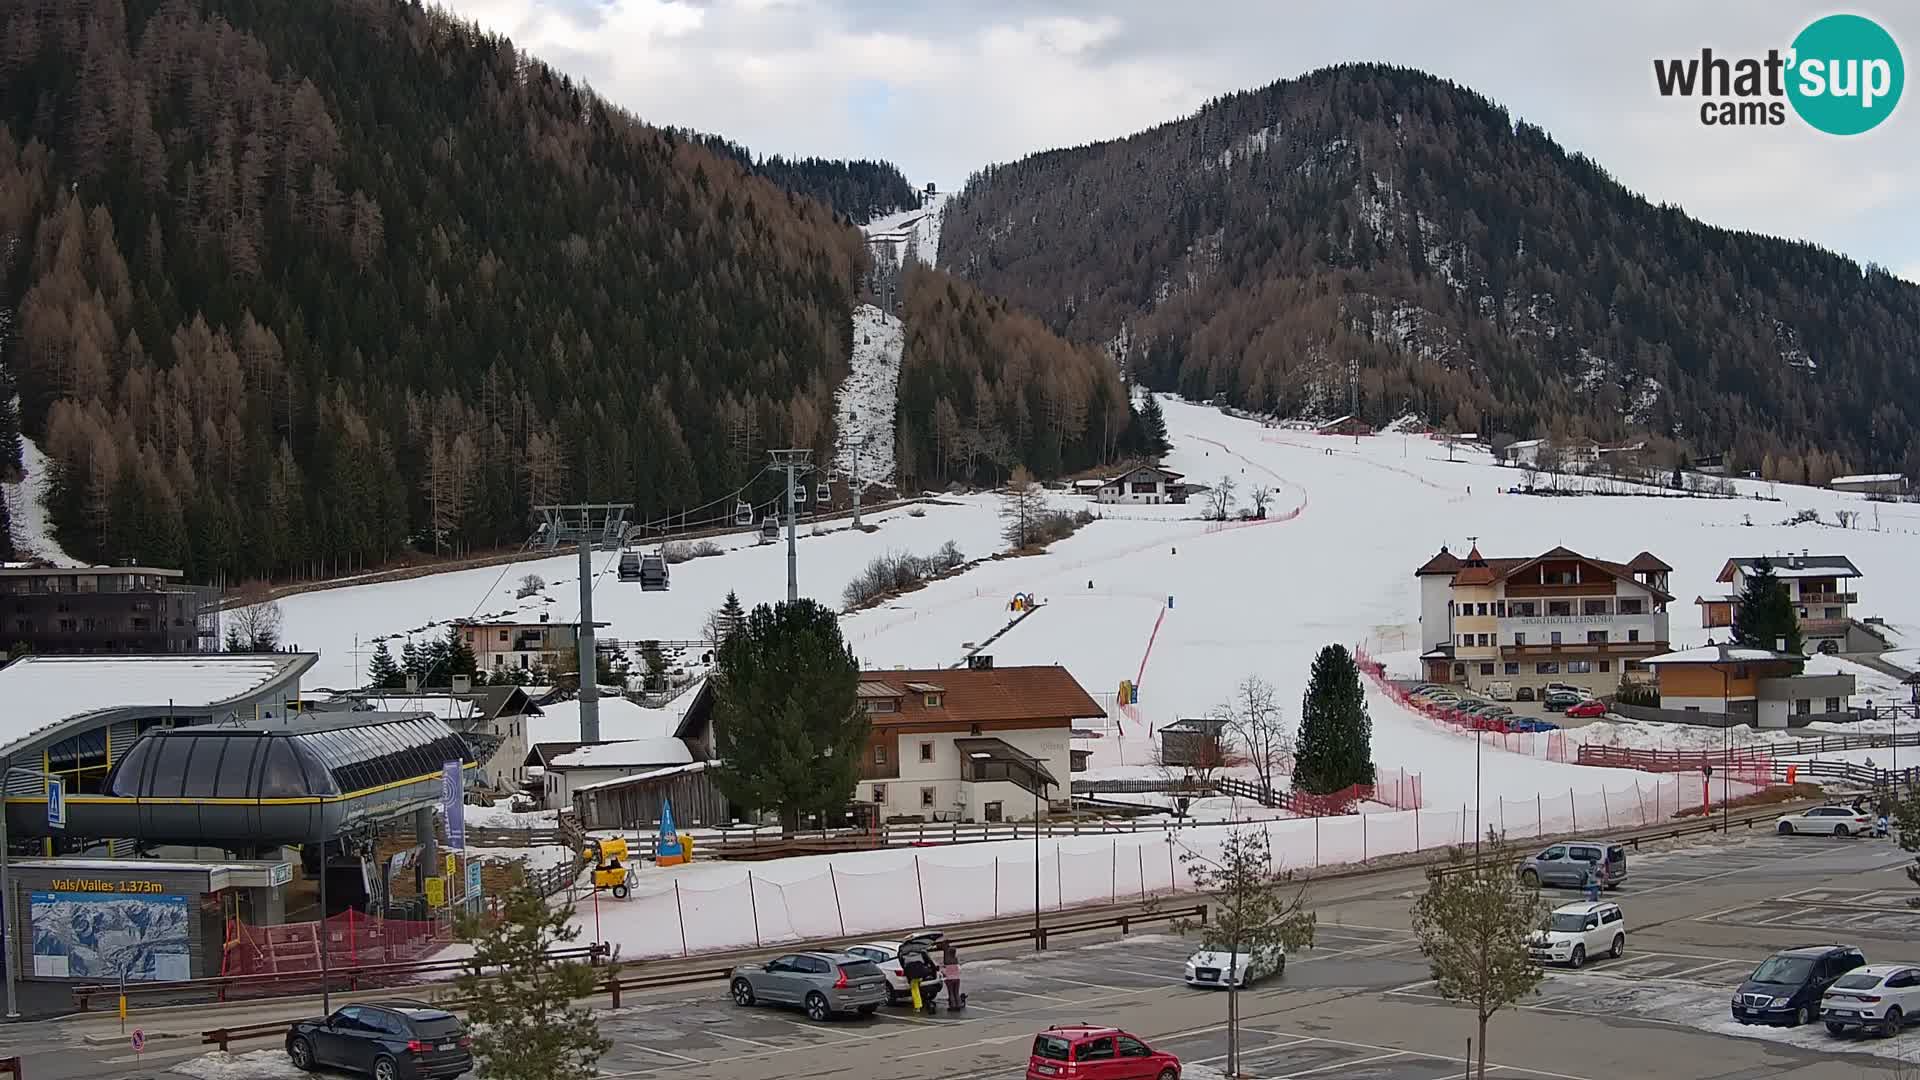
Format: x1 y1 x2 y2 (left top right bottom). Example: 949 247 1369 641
46 776 65 829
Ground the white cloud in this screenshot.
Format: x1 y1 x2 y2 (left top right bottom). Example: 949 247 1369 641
439 0 1920 271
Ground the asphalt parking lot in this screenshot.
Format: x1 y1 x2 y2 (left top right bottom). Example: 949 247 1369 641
13 831 1903 1079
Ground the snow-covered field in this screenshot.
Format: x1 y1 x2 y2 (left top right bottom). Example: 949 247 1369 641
272 393 1920 959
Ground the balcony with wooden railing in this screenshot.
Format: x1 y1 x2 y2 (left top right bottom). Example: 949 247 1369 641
1500 640 1668 658
1795 591 1857 606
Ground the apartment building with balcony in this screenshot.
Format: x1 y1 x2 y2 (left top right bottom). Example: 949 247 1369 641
1695 553 1862 654
456 616 609 673
1415 544 1672 697
0 563 218 654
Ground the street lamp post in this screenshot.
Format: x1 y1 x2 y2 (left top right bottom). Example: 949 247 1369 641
1473 727 1483 856
1034 780 1046 945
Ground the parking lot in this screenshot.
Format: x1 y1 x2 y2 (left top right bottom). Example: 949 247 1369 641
21 831 1899 1080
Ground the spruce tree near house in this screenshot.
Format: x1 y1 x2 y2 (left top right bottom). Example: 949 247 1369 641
1732 555 1803 660
1294 644 1375 796
366 640 402 689
709 598 869 832
454 884 610 1080
1137 393 1171 457
1411 831 1545 1080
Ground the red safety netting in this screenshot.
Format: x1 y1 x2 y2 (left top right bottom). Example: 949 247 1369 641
222 909 449 978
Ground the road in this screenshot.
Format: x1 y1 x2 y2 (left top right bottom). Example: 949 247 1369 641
10 830 1917 1079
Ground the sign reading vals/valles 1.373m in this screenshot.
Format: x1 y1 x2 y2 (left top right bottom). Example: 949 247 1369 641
48 879 169 893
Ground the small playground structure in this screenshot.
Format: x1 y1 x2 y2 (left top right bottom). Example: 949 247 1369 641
1007 592 1037 612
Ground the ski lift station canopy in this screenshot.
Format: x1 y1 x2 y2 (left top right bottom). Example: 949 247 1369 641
533 503 631 551
0 653 478 845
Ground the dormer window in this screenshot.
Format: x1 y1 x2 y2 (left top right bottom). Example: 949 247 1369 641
925 693 942 708
863 698 897 714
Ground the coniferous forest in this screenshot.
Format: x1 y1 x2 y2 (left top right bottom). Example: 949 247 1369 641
0 0 868 581
941 64 1920 482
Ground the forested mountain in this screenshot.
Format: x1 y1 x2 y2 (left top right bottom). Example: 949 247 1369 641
893 265 1138 490
941 64 1920 481
679 134 920 224
0 0 867 582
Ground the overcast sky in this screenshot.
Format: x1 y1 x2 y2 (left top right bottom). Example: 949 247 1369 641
442 0 1919 281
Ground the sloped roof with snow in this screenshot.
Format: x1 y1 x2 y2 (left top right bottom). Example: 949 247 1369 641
0 653 316 758
1832 473 1906 485
1643 645 1797 665
546 738 693 769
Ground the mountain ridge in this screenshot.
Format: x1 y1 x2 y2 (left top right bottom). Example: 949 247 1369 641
939 63 1920 482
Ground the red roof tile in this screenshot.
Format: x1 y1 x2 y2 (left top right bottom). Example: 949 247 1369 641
859 665 1104 725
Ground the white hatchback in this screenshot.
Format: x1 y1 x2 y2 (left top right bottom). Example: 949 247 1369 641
1527 901 1625 969
1184 945 1285 987
1822 964 1920 1036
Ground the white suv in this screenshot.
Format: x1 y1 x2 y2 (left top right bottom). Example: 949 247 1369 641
1528 901 1625 969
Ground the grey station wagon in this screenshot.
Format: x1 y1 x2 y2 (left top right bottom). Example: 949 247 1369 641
1518 840 1628 889
729 951 890 1021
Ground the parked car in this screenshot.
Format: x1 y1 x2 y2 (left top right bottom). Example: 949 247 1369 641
1543 691 1584 712
1486 681 1515 701
1777 805 1874 836
1545 682 1589 697
1565 699 1608 719
286 1002 471 1080
1028 1025 1181 1080
842 941 911 1000
1518 841 1628 889
1528 901 1625 969
730 951 890 1020
1733 945 1867 1026
1822 964 1920 1036
1515 686 1537 701
1184 944 1285 987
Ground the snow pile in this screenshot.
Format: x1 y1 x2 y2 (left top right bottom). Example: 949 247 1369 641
171 1050 308 1080
465 805 556 830
469 843 575 874
2 431 82 566
545 738 692 768
835 303 902 488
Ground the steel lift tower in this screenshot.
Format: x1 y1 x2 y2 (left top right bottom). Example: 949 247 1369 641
533 503 630 742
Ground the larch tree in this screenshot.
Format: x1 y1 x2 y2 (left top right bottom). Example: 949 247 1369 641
999 465 1048 548
454 884 610 1080
1176 827 1316 1078
1410 832 1545 1080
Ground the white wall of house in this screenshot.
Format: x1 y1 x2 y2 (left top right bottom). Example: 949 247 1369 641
544 763 677 809
1419 574 1454 651
1097 470 1176 504
1661 695 1731 713
857 727 1071 821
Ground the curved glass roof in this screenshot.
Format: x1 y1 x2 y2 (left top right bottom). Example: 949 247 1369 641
106 717 473 800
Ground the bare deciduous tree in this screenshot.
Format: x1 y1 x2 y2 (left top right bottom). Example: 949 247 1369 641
224 599 283 652
1221 675 1293 798
1206 474 1237 520
1248 484 1274 517
999 465 1047 547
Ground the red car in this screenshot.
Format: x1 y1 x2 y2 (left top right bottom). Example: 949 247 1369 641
1565 699 1607 719
1028 1025 1181 1080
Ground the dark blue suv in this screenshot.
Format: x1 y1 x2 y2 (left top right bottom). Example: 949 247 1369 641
287 1001 472 1080
1732 945 1867 1027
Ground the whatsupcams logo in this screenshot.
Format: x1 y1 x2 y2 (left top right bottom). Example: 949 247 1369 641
1653 13 1904 134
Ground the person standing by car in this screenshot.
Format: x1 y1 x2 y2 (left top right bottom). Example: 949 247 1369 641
941 944 963 1011
1583 863 1602 904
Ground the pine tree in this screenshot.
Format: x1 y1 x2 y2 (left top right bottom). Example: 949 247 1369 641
1294 643 1375 796
709 598 869 832
1137 393 1171 457
366 640 402 689
453 884 610 1080
444 624 479 681
712 590 746 644
639 640 667 691
1732 556 1803 657
400 638 425 685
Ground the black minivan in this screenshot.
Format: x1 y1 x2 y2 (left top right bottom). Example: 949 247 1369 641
1732 945 1867 1027
287 1001 472 1079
